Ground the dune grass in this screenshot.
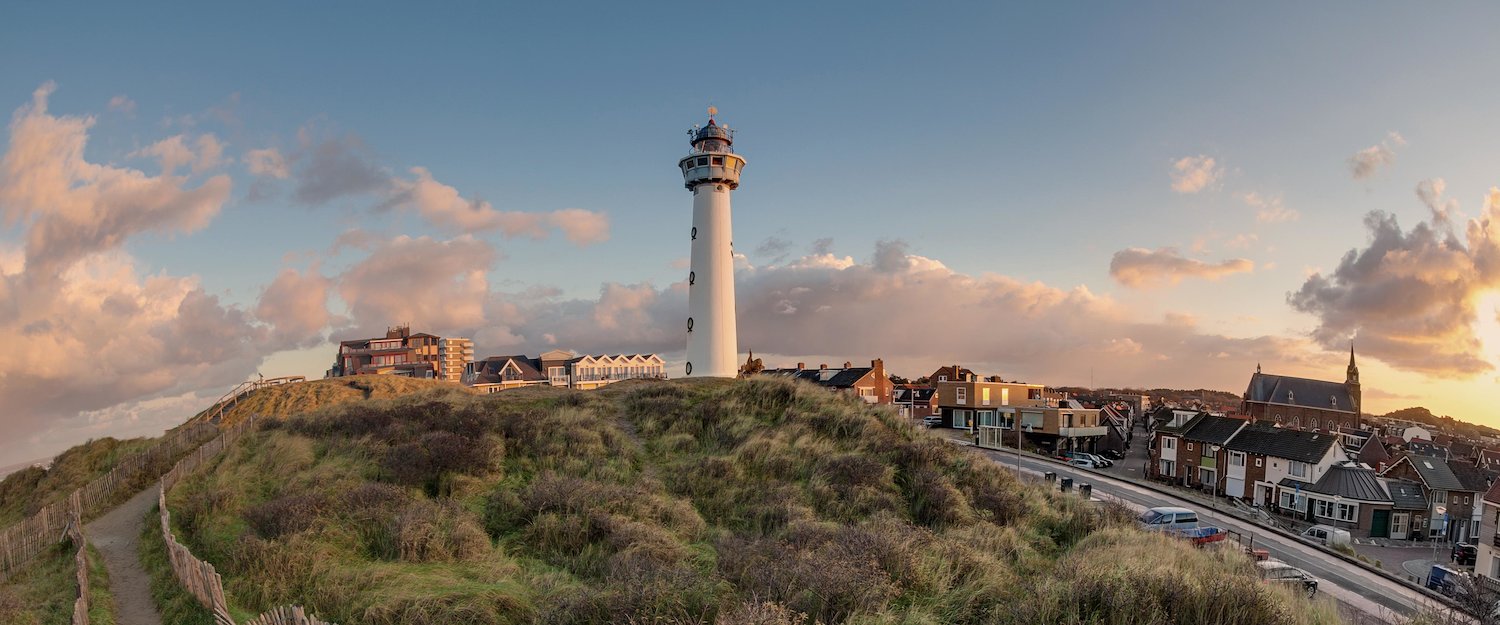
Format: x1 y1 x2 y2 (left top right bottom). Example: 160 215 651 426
161 377 1346 625
0 436 159 527
0 535 116 625
196 375 469 428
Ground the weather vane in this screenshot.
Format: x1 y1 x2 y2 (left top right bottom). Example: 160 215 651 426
707 105 717 118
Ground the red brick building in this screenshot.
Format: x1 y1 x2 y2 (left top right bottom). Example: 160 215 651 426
1240 346 1362 430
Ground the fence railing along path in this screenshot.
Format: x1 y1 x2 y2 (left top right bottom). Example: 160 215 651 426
63 491 91 625
0 421 219 582
158 416 338 625
201 376 306 425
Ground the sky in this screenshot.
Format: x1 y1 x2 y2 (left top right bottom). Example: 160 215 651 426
2 2 1499 466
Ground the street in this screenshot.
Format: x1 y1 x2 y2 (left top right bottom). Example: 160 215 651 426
954 437 1463 624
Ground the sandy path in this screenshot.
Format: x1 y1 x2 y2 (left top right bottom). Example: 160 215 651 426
85 487 164 625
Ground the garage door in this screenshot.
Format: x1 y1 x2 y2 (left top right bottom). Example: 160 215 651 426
1225 477 1245 498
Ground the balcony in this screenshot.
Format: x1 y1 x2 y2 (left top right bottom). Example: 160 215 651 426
1057 426 1108 438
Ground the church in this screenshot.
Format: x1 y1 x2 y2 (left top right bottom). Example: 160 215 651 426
1239 345 1362 430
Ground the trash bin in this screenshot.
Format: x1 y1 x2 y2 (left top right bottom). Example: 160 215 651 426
1059 477 1073 491
1079 483 1092 498
1043 472 1056 483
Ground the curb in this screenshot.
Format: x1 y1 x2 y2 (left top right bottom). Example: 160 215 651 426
954 437 1467 613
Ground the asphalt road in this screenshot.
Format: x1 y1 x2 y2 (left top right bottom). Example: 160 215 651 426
960 441 1461 624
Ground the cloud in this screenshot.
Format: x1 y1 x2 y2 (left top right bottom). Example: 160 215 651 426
0 251 265 468
755 235 792 261
256 266 334 349
1348 131 1405 180
245 147 290 179
810 238 835 255
0 84 264 467
1109 247 1255 288
0 82 232 277
1243 192 1299 223
130 133 226 175
1417 178 1458 224
1288 187 1500 376
336 235 497 338
1170 155 1222 194
107 95 135 115
381 167 610 245
414 240 1327 392
291 132 388 204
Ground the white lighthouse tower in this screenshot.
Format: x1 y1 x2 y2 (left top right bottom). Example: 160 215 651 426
679 107 745 378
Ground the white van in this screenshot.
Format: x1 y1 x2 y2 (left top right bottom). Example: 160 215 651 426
1300 524 1352 548
1138 506 1199 532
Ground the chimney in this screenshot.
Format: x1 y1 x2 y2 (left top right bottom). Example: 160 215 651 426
796 362 805 370
820 363 828 370
843 361 851 369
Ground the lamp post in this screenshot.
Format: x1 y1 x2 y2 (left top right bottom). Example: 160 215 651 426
1210 444 1221 510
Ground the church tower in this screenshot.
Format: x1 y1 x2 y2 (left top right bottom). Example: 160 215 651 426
1345 341 1361 421
678 107 745 378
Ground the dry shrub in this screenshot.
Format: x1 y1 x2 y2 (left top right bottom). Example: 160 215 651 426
0 587 38 625
380 430 501 495
245 492 328 538
900 467 974 528
716 600 813 625
717 520 901 623
390 499 490 563
1014 527 1297 625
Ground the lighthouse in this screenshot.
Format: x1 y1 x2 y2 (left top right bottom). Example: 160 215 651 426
679 107 745 378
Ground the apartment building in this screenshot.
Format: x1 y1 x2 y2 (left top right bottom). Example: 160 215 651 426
328 325 445 378
437 338 474 383
466 350 665 393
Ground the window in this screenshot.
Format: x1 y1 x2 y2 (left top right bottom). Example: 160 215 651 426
982 388 991 405
1187 442 1194 452
858 387 875 397
1280 490 1306 511
1288 461 1308 478
1159 460 1176 476
1163 437 1176 450
1313 499 1334 518
712 156 723 166
1337 503 1356 522
1255 458 1263 468
1229 452 1245 467
956 387 967 404
696 157 707 166
938 375 948 382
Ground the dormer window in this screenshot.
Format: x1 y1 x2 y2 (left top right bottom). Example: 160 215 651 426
1287 391 1295 404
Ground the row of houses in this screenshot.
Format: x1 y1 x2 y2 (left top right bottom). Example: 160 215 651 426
756 360 1132 456
326 326 667 391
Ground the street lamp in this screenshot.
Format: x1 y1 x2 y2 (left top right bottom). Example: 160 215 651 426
1210 445 1222 509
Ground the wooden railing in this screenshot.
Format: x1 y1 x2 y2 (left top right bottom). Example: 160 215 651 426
158 416 337 625
201 376 306 424
0 422 218 582
65 493 90 625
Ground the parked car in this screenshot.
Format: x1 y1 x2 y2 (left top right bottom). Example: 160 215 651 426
922 415 943 428
1067 458 1096 468
1453 542 1477 566
1138 506 1199 532
1078 452 1113 468
1138 506 1226 546
1256 560 1318 597
1101 449 1125 460
1299 524 1352 548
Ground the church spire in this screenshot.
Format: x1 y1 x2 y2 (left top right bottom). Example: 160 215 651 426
1346 340 1359 384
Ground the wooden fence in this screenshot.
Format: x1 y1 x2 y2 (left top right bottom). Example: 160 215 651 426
157 416 337 625
0 421 219 582
66 492 90 625
242 605 337 625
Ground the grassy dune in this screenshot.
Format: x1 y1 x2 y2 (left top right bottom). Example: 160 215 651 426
0 436 157 526
0 539 115 625
161 378 1343 625
195 375 467 428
